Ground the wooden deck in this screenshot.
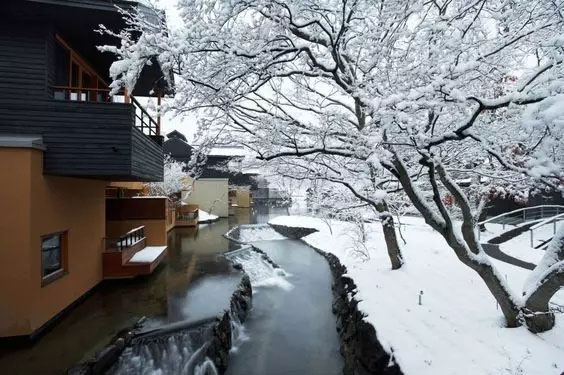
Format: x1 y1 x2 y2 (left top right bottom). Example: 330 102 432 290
102 236 167 279
175 204 199 227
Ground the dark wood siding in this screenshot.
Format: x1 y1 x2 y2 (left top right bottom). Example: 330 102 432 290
0 23 49 101
131 127 164 181
0 22 163 181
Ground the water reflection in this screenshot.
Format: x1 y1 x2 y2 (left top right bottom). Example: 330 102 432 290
0 206 289 375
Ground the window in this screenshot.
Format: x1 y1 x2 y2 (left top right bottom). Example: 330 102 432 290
41 231 67 286
52 35 110 102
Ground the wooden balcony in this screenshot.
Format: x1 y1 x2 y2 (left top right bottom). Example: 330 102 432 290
175 204 199 227
0 99 164 181
102 226 167 279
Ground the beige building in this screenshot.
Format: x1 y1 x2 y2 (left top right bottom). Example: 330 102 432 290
183 178 230 217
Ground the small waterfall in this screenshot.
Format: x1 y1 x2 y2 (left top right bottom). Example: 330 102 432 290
193 358 218 375
225 247 293 291
104 274 253 375
106 323 216 375
224 224 287 244
229 311 249 354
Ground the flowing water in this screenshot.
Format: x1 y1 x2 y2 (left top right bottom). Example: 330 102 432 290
0 206 285 375
0 205 343 375
225 240 342 375
108 245 287 375
224 247 292 291
108 321 216 375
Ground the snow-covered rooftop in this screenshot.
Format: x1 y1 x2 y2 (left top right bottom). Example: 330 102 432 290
208 147 249 157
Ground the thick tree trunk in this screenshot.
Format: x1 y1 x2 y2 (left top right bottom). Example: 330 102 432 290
376 201 404 270
524 287 557 334
523 225 564 332
387 156 522 327
449 236 521 327
524 274 561 333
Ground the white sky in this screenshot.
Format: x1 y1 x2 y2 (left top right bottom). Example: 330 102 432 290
148 0 200 141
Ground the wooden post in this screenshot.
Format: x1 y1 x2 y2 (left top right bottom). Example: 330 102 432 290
156 88 162 136
124 88 131 104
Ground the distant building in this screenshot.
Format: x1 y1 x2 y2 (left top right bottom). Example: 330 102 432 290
163 130 259 215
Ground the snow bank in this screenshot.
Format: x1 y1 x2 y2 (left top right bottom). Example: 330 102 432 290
199 209 219 223
269 215 564 375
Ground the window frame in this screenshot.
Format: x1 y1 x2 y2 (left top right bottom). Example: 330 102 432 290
52 34 111 102
41 230 69 287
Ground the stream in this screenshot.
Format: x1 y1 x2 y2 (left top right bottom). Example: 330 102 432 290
0 205 343 375
225 239 342 375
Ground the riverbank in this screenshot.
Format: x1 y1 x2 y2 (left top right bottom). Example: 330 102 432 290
269 215 564 375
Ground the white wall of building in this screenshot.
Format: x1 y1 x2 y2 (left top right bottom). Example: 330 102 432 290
183 178 229 217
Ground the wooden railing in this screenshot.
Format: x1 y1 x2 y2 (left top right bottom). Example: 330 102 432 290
105 225 145 252
51 86 111 103
51 86 160 136
176 205 199 221
131 95 160 136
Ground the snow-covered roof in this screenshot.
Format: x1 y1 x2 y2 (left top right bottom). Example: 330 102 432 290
242 168 261 175
208 147 248 157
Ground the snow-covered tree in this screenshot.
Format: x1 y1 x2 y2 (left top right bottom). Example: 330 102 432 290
144 155 188 199
102 0 564 331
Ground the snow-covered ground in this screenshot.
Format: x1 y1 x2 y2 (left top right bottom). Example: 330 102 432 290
269 215 564 375
199 209 219 223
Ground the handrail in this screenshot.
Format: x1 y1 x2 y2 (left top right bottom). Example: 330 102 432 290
50 86 161 136
124 225 145 236
478 205 564 225
51 85 112 102
106 225 145 252
529 213 564 247
530 213 564 230
131 95 160 136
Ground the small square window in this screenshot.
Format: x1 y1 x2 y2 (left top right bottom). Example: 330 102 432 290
41 232 67 286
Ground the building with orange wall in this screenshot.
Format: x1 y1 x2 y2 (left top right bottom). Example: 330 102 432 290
0 0 172 341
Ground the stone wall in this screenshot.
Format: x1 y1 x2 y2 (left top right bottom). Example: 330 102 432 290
268 223 318 239
323 251 403 375
270 224 403 375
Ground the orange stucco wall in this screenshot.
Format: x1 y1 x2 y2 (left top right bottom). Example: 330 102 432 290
0 148 106 337
107 181 145 190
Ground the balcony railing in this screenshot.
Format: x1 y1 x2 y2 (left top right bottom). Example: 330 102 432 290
52 86 111 103
105 225 145 252
131 95 160 136
176 204 199 224
51 86 160 136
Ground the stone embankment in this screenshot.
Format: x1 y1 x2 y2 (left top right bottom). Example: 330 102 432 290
270 222 403 375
